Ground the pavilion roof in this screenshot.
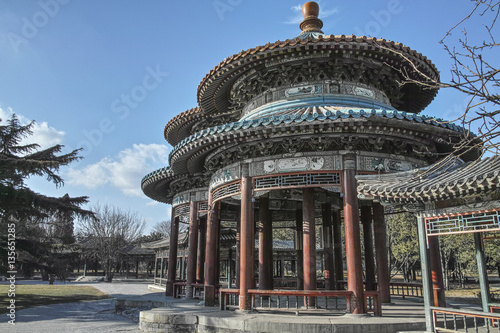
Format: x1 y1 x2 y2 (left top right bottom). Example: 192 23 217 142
197 34 439 118
357 156 500 203
168 107 474 173
142 106 480 204
122 244 155 256
164 107 203 146
141 232 189 249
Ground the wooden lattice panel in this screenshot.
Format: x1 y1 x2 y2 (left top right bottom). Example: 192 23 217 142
254 172 341 190
198 201 208 212
426 209 500 237
212 181 241 202
173 204 190 224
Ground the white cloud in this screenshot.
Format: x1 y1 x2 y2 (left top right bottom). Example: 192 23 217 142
66 143 169 197
285 3 339 25
0 107 65 149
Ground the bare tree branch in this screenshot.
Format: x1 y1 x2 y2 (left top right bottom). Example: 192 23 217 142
376 0 500 159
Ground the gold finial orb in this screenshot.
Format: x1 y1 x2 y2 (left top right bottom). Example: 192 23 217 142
299 1 323 34
302 1 320 19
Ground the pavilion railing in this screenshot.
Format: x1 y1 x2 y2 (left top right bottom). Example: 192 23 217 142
219 289 383 315
431 306 500 332
173 281 206 299
389 282 423 299
154 277 166 286
337 280 423 299
364 291 382 316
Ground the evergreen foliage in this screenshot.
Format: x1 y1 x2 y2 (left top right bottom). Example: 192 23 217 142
0 114 93 276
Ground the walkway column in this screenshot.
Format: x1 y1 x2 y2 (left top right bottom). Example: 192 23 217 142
159 258 164 285
186 201 199 298
165 215 179 296
295 208 304 290
474 232 490 313
303 187 317 306
429 236 446 307
154 257 158 283
235 211 241 289
239 166 255 310
227 247 233 288
343 155 365 313
204 193 220 306
417 215 434 332
332 209 343 288
373 202 390 303
258 197 273 291
322 203 335 290
196 216 206 284
360 205 375 291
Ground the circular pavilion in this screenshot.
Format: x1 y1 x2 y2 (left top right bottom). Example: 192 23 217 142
142 2 477 313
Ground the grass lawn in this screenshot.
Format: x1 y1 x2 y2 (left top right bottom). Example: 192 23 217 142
442 286 500 305
0 284 110 314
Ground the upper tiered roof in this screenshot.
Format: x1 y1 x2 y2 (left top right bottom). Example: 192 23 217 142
196 2 439 121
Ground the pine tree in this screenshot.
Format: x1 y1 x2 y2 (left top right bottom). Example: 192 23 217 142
0 114 93 275
0 115 92 220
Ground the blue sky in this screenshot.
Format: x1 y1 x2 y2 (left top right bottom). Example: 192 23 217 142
0 0 488 232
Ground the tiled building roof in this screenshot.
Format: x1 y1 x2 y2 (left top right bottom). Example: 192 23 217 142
357 156 500 203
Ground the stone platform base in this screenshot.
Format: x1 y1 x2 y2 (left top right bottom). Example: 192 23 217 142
140 304 427 333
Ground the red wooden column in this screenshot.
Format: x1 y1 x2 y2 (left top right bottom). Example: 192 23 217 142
239 167 255 310
295 208 304 290
204 193 220 306
258 197 273 291
332 209 343 288
322 203 335 290
343 155 365 313
165 215 179 296
360 205 375 291
186 200 199 298
429 236 446 307
303 187 317 306
373 202 390 303
196 215 206 284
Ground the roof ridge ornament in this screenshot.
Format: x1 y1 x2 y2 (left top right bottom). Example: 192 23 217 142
300 2 324 34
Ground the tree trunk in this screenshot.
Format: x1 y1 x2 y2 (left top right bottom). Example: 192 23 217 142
106 259 114 282
440 248 449 291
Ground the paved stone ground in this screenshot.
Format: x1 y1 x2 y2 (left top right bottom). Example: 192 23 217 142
0 279 488 333
0 279 161 333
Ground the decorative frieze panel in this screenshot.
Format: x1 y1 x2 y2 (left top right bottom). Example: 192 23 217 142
426 208 500 237
210 165 240 190
195 190 209 202
357 156 422 172
172 194 189 208
239 78 391 119
284 84 322 98
171 189 208 208
252 155 342 176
